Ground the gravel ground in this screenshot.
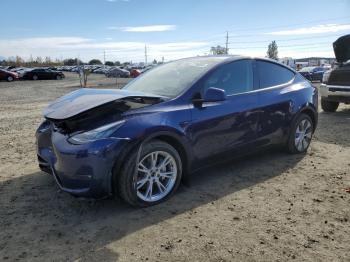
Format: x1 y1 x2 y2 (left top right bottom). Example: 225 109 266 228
0 74 349 262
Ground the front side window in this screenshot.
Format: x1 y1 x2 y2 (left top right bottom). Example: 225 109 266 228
203 59 254 96
257 60 295 89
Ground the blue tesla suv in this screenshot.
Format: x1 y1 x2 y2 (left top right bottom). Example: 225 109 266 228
36 56 318 206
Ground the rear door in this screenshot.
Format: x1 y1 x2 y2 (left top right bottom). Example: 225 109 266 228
188 59 260 166
254 60 296 146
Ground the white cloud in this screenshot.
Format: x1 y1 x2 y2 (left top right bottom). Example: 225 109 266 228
266 24 350 35
0 37 209 61
116 25 177 32
0 36 335 62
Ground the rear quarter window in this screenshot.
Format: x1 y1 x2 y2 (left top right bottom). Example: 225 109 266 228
257 60 295 89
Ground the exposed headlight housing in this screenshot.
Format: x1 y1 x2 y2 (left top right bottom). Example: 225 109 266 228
322 70 332 84
68 120 125 144
37 120 51 133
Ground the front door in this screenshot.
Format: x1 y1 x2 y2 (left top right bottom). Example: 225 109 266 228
187 59 260 167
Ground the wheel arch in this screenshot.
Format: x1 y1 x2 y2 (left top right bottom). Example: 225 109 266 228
287 104 317 139
298 106 318 132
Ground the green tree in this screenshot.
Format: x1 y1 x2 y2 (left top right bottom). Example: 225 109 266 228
88 59 102 65
267 41 278 60
210 45 226 55
114 61 121 66
63 58 83 66
105 61 114 66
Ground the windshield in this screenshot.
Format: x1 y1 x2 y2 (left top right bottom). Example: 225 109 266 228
123 57 227 98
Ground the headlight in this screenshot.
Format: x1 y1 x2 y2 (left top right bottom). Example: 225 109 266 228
322 70 332 83
68 120 125 144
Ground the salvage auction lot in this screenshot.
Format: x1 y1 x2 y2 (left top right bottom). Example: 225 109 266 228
0 73 349 261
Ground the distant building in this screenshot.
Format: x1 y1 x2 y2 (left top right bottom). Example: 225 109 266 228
279 57 295 69
295 57 336 67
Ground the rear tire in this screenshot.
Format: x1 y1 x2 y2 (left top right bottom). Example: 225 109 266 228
286 113 314 154
116 140 182 207
56 75 62 80
7 76 14 82
321 97 339 112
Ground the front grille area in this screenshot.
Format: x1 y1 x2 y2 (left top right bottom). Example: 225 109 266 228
328 67 350 86
329 87 350 92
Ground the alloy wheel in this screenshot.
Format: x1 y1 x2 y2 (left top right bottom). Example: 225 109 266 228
135 151 177 202
294 119 312 152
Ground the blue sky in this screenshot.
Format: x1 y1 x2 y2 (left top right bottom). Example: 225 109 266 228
1 0 349 62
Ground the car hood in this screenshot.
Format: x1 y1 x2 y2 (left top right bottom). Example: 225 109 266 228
333 34 350 63
43 88 164 120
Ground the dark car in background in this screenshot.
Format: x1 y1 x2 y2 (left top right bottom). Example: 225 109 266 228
299 66 327 82
320 34 350 112
22 68 65 80
0 68 19 82
36 56 318 207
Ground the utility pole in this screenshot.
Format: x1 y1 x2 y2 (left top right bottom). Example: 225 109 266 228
103 50 106 69
145 44 148 66
225 31 229 55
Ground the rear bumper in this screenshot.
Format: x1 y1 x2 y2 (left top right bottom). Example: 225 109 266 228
36 128 130 198
319 84 350 102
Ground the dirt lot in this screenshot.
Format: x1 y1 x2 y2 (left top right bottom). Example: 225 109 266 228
0 74 349 262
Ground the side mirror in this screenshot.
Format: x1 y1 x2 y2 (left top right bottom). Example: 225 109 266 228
203 87 226 102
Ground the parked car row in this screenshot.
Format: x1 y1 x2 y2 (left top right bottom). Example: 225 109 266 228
58 65 153 78
0 64 156 81
0 67 65 81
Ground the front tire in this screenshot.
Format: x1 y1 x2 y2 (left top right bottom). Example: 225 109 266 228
287 114 314 154
116 140 182 207
321 97 339 112
56 75 62 80
7 76 14 82
32 75 38 80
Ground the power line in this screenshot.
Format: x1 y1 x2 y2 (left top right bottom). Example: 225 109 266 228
229 41 332 50
225 31 229 54
144 44 148 65
228 32 345 44
228 16 350 33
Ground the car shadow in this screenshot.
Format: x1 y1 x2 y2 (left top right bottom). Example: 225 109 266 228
315 107 350 147
0 149 304 261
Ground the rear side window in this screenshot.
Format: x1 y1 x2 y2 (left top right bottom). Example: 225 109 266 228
257 60 295 89
203 59 254 95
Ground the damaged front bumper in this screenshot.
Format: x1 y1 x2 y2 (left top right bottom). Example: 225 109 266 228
36 125 130 198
